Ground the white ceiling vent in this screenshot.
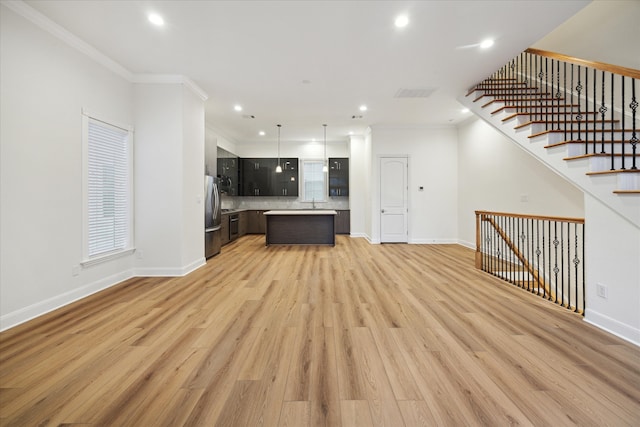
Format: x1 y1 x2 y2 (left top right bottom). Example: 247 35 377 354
394 88 437 98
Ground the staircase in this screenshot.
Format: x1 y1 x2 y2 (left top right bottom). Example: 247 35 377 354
459 49 640 229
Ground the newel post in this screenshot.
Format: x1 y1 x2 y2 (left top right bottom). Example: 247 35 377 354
475 211 482 269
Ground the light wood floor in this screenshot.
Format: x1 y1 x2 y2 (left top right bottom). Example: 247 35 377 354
1 236 639 426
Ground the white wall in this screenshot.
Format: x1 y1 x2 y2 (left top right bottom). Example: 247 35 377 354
532 0 640 70
134 83 206 275
1 5 207 330
181 87 206 267
0 6 135 329
349 135 368 238
583 195 640 344
457 118 585 247
370 126 459 244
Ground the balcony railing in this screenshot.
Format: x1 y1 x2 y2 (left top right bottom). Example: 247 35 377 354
475 211 585 314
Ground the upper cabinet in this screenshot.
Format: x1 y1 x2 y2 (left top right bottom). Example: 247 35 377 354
328 157 349 197
217 156 239 196
239 157 299 196
274 158 299 197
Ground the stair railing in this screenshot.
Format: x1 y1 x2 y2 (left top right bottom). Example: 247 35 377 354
482 48 638 171
475 211 585 314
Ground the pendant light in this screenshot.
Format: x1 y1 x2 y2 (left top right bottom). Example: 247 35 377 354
322 124 328 173
275 124 282 173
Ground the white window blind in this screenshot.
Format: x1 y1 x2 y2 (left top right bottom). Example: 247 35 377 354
86 118 131 258
303 160 325 202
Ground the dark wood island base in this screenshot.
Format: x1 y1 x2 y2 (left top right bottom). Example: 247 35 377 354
264 210 337 246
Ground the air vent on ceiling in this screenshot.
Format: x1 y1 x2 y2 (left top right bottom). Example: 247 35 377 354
394 88 437 98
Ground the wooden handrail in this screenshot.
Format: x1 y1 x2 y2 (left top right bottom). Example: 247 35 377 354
525 48 640 80
475 210 584 224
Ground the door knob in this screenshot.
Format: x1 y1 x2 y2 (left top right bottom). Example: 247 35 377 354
381 209 385 213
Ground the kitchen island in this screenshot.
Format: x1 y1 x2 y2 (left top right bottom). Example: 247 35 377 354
264 210 337 246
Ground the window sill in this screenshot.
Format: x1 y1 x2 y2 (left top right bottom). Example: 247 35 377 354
81 248 135 268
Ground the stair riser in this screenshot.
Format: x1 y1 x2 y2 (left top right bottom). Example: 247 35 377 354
588 156 639 172
515 122 621 133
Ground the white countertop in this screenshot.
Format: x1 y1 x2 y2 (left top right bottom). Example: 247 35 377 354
264 210 337 215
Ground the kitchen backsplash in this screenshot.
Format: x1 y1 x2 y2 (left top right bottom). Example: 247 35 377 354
222 196 349 211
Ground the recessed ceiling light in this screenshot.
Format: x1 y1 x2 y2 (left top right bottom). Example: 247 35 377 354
233 105 243 112
359 105 368 112
259 131 265 136
480 39 494 49
348 131 354 135
394 15 409 28
312 138 316 142
461 108 470 113
148 13 164 26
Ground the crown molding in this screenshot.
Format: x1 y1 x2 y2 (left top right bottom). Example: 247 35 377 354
3 1 208 101
2 0 133 81
132 74 208 101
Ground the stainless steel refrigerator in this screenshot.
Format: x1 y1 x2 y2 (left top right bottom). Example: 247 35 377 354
205 175 222 258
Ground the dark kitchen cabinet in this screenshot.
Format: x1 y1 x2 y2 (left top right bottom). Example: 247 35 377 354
240 157 299 197
246 210 267 234
220 213 230 245
238 211 248 237
329 158 349 197
274 158 299 197
335 210 350 234
217 157 239 196
241 158 277 196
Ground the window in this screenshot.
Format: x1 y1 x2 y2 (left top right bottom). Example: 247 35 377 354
83 113 133 261
302 160 325 202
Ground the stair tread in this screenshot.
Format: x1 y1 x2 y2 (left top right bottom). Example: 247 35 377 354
500 111 601 121
529 129 637 138
563 153 638 160
586 169 640 175
545 139 639 148
482 98 565 107
613 190 640 194
513 119 620 128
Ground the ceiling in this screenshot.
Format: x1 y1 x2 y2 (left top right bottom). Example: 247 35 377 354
25 0 589 144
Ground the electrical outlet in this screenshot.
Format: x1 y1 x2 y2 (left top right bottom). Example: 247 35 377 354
136 249 144 259
596 283 608 299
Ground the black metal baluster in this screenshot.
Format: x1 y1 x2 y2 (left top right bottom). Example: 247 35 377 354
621 77 626 170
631 78 638 170
560 222 565 307
600 70 607 154
536 219 542 297
569 63 573 141
611 73 615 170
593 68 597 154
546 220 551 301
545 58 549 131
553 222 559 304
573 224 580 312
581 223 585 313
585 67 589 151
576 65 583 143
556 59 562 131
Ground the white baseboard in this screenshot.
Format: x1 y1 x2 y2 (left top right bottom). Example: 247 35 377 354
409 238 459 244
134 257 206 277
0 269 134 332
584 309 640 347
1 257 207 332
457 239 475 250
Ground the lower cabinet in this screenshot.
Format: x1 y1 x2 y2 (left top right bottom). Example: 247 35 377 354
238 211 248 237
220 214 230 246
335 210 350 234
247 210 267 234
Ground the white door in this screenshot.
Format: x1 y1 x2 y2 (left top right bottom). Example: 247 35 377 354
380 157 408 243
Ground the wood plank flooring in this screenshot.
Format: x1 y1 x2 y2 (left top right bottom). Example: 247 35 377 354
1 235 639 426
